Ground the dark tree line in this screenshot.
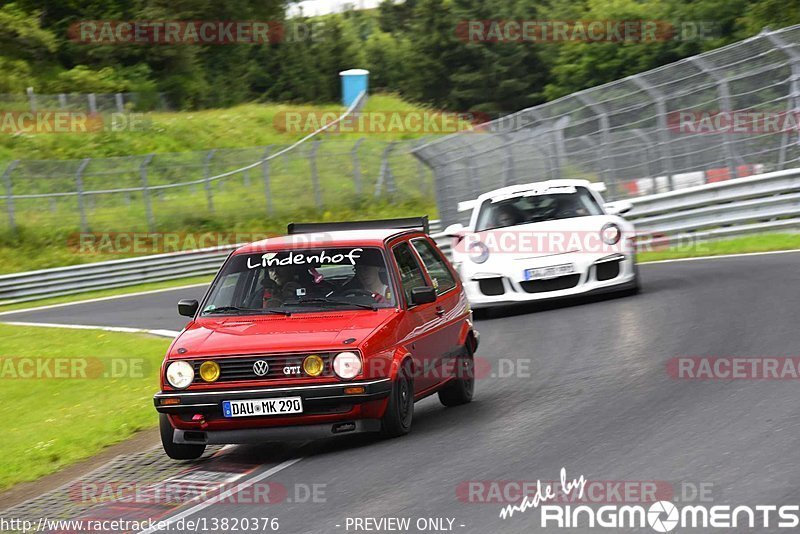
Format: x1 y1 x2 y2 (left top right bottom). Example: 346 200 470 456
1 0 798 111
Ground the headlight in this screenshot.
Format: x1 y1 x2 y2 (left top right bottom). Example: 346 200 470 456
199 361 220 382
303 354 325 377
468 241 490 264
601 223 621 245
166 360 194 389
333 352 362 379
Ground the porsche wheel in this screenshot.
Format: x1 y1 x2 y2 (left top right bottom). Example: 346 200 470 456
381 360 414 438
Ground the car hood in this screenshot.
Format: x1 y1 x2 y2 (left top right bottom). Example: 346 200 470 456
171 309 397 358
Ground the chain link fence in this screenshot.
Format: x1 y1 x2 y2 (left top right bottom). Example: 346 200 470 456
0 138 434 233
0 91 170 113
414 25 800 224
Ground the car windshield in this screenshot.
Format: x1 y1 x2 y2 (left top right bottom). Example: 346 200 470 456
475 186 603 231
201 246 396 315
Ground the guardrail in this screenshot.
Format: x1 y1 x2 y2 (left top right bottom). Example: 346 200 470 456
0 220 442 305
626 167 800 246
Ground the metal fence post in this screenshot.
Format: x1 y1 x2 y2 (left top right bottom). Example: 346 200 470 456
577 94 621 195
75 158 91 232
630 77 676 190
115 93 124 113
309 140 322 208
691 56 740 179
203 149 216 212
262 146 273 215
375 142 397 197
88 93 97 114
764 30 800 170
501 134 517 186
26 87 36 112
2 161 19 231
140 154 155 231
351 138 364 195
58 93 67 109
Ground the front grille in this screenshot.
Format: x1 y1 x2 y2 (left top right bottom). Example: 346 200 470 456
595 259 621 281
191 353 336 383
478 277 505 296
519 274 581 293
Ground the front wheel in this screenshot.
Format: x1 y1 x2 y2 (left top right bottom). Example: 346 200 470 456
438 343 475 407
160 414 206 460
381 360 414 438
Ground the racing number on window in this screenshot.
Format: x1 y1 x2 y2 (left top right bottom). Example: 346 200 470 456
392 242 429 304
411 239 456 295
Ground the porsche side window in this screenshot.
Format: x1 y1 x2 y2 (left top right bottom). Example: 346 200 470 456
392 242 429 304
411 239 456 295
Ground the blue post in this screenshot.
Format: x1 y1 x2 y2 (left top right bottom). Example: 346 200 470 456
340 69 369 107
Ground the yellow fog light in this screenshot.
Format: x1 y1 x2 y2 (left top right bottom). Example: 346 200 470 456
303 355 325 377
199 361 221 382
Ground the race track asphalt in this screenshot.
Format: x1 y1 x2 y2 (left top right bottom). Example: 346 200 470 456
3 252 800 533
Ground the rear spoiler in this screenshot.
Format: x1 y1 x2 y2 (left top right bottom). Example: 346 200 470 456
288 216 429 235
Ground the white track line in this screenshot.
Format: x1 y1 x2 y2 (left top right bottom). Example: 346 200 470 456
137 457 304 534
0 320 180 338
0 282 208 317
641 248 800 265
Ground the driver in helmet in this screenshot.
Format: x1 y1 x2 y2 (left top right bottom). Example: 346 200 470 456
343 258 391 303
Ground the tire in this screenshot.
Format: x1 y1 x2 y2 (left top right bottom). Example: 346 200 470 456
438 342 475 407
159 414 206 460
381 359 414 438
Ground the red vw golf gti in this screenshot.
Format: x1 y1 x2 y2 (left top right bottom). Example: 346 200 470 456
154 218 478 459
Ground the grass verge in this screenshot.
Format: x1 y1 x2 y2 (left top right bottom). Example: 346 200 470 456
0 324 171 491
637 233 800 262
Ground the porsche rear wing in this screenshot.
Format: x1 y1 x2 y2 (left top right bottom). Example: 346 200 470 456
288 216 429 235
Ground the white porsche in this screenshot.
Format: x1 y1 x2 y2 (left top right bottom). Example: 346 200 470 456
443 179 640 309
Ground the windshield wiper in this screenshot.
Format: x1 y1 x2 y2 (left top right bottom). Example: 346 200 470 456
285 297 378 311
204 306 291 316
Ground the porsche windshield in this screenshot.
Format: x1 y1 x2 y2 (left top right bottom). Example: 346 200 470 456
202 247 397 314
475 186 604 231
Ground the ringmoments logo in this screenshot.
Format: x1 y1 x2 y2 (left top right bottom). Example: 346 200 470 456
500 468 800 531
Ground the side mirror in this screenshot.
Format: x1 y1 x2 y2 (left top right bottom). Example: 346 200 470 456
410 286 437 305
443 223 464 236
605 200 633 216
178 299 199 317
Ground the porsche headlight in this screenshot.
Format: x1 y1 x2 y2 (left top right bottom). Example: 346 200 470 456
333 352 362 380
166 360 194 389
601 223 621 245
468 241 490 264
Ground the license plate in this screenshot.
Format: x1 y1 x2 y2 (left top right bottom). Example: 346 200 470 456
222 397 303 418
524 263 575 280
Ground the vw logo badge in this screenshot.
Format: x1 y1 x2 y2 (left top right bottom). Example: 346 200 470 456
253 360 270 376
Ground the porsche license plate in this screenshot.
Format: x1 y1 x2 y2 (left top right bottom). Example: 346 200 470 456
524 263 575 280
222 397 303 418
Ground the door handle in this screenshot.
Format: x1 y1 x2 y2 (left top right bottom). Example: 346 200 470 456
435 306 446 316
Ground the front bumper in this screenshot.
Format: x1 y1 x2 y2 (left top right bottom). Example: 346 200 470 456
173 419 383 444
462 252 637 308
154 378 392 415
